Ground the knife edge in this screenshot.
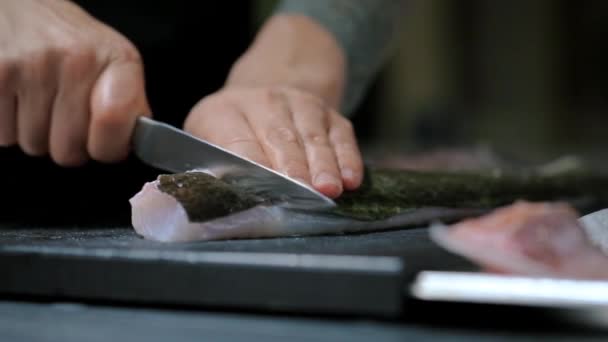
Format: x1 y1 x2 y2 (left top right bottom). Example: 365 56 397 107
132 117 336 209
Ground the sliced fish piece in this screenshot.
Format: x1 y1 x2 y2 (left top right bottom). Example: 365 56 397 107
130 173 484 242
431 201 608 279
130 167 608 243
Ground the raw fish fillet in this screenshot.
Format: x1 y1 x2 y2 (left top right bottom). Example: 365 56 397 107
130 175 482 242
131 166 608 242
431 201 608 279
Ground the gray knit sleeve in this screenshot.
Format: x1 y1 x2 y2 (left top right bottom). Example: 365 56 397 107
274 0 405 115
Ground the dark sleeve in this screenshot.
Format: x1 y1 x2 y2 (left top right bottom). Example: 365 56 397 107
274 0 405 115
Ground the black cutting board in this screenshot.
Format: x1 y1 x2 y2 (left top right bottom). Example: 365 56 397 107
0 224 475 317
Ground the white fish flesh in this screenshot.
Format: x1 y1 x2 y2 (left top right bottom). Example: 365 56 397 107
130 168 608 243
431 201 608 279
130 176 482 243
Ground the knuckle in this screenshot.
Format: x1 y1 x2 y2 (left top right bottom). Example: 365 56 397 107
331 117 355 138
223 141 268 166
18 49 56 89
112 40 143 64
301 131 329 146
272 84 298 96
92 109 128 131
298 91 327 108
103 96 141 124
335 141 356 153
21 48 53 72
61 47 98 74
265 126 298 145
54 38 85 56
338 117 354 132
282 160 309 180
92 92 139 130
198 94 231 111
260 86 285 104
275 86 328 108
298 102 327 122
55 37 100 62
225 136 257 148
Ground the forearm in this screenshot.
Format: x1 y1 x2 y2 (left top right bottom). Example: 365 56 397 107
226 14 346 109
275 0 405 115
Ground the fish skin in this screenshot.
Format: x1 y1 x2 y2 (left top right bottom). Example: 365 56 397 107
130 179 484 242
130 164 608 243
431 201 608 279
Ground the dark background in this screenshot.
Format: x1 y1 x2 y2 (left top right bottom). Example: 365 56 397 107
356 0 608 157
1 0 607 225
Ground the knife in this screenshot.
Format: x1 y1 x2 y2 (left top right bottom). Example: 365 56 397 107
132 117 336 209
411 271 608 308
410 271 608 327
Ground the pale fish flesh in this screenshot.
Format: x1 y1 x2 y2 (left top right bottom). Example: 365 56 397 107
130 167 608 243
130 178 481 242
431 201 608 279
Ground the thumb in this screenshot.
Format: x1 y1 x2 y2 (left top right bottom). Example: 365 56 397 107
88 59 151 162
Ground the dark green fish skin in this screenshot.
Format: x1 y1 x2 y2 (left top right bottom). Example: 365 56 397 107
157 173 261 222
334 169 608 220
156 169 608 223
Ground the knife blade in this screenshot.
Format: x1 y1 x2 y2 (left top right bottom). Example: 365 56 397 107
132 117 336 209
411 271 608 308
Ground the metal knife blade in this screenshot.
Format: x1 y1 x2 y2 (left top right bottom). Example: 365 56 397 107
411 271 608 308
132 117 336 209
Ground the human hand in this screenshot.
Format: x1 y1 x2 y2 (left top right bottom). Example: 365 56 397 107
0 0 150 166
184 85 363 198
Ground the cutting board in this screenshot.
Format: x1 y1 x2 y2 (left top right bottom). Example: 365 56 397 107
0 223 474 316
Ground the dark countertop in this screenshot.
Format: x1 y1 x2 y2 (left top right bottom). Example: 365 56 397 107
1 225 472 317
1 299 607 342
2 225 608 340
